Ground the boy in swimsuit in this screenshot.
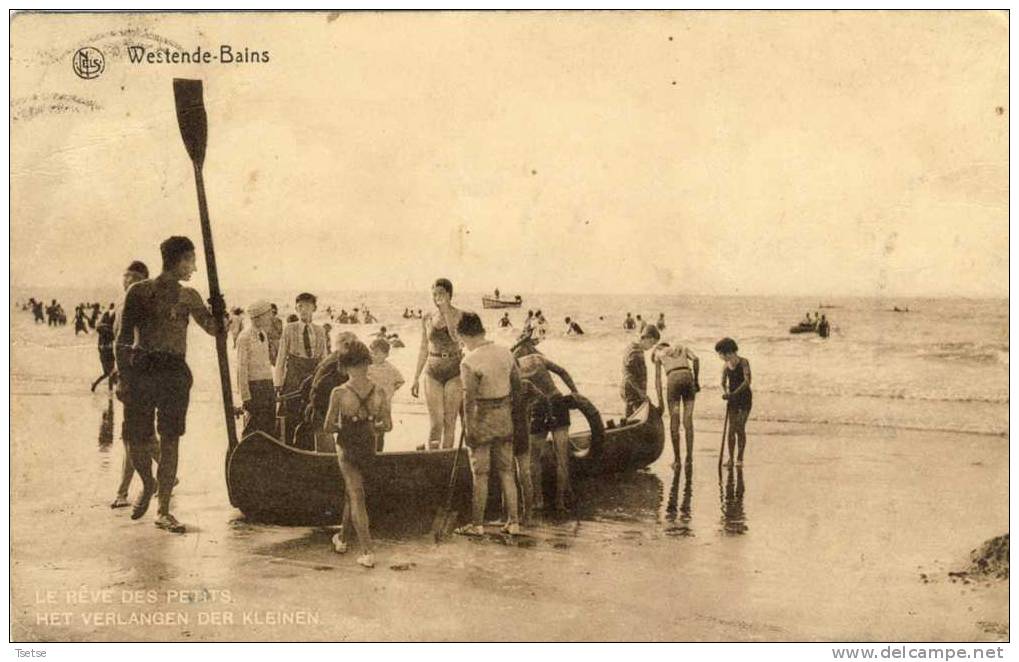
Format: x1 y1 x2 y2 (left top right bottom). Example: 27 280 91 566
368 337 404 451
716 337 752 467
653 338 700 467
456 312 521 536
411 278 463 450
110 260 152 509
512 333 579 516
621 325 659 417
324 341 391 568
564 317 584 335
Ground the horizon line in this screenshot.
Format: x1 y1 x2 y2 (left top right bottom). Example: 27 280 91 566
8 284 1008 301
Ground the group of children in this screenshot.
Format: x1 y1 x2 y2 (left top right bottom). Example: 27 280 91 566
622 325 752 469
623 312 667 334
329 307 378 325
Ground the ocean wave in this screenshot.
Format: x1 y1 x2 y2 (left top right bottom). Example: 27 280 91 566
577 380 1008 405
746 414 1007 438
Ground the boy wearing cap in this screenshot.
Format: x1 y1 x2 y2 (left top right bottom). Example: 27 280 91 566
236 300 277 436
273 292 327 393
273 292 327 440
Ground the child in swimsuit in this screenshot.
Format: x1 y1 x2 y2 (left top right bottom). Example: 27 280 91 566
715 337 752 467
323 341 392 568
368 337 405 452
652 339 700 467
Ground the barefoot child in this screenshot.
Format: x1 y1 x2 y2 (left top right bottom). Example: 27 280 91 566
324 341 391 568
367 337 405 451
715 337 752 467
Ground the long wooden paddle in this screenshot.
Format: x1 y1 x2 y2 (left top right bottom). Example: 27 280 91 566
172 79 239 461
431 427 466 542
717 406 730 471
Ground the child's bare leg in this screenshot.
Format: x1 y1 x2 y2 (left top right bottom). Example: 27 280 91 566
551 427 572 510
340 458 372 555
669 401 682 465
682 398 696 464
529 434 547 510
735 409 748 462
515 450 533 524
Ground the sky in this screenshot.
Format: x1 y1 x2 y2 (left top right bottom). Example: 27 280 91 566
10 11 1009 297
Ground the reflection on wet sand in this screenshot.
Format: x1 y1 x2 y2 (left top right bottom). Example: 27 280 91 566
245 468 666 563
98 393 114 447
664 463 694 537
719 466 747 535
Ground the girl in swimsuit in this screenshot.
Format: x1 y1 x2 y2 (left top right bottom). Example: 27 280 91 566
324 341 391 568
715 337 752 467
411 278 464 450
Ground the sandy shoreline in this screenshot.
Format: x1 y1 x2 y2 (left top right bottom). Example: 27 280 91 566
10 383 1007 641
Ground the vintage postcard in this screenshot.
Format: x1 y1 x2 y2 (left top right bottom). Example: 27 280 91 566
9 10 1008 645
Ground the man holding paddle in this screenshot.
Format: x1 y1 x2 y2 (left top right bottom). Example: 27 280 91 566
115 236 222 533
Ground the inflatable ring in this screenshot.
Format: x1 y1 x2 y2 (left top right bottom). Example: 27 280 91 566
561 392 606 459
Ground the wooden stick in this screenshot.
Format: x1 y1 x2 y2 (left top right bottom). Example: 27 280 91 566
173 79 239 462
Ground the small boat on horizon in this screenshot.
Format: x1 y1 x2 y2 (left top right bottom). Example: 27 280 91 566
482 294 523 309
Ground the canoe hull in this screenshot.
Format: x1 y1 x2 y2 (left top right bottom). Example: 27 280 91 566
482 296 522 309
227 403 664 524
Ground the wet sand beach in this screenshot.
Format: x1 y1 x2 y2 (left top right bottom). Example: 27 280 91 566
10 308 1007 642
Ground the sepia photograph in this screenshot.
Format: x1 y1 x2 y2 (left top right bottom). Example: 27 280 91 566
8 9 1009 647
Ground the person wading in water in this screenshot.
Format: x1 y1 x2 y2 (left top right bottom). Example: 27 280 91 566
115 237 221 533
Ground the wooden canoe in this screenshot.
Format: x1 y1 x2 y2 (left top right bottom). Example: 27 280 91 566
226 398 664 524
481 296 523 309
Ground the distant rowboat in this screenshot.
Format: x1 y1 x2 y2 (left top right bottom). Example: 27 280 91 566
482 295 523 309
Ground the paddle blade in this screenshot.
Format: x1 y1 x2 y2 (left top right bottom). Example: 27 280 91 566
431 506 459 543
173 78 207 166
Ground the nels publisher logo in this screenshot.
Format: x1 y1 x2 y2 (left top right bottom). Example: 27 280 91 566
72 47 105 80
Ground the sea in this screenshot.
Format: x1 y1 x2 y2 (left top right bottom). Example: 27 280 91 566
8 288 1009 641
11 289 1009 440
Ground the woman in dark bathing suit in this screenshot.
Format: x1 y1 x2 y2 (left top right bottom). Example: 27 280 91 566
716 337 752 467
411 278 464 449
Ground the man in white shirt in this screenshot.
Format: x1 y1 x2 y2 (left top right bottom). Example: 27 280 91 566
236 299 277 436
